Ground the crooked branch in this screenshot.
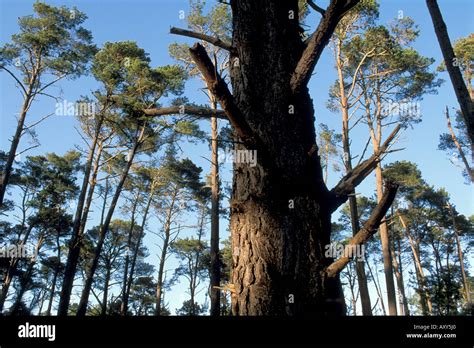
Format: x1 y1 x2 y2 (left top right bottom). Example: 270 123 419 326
144 105 227 120
189 42 256 147
325 181 398 278
291 0 360 92
328 124 401 213
170 27 233 52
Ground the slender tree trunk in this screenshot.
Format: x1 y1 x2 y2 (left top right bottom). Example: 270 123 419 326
0 81 35 207
447 203 471 305
46 267 59 316
76 130 143 316
209 96 221 316
0 224 34 313
365 253 386 315
374 163 397 315
46 231 62 316
101 265 111 316
390 236 408 316
10 234 44 314
426 0 474 145
336 42 372 315
399 214 432 314
58 117 104 316
119 191 140 315
121 187 154 315
444 107 474 181
156 189 178 316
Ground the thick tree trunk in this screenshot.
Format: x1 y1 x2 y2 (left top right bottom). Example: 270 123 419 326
426 0 474 145
76 134 141 316
58 119 104 316
228 0 346 316
209 97 221 316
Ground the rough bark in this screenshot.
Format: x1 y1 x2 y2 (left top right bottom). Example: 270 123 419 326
185 0 402 316
426 0 474 145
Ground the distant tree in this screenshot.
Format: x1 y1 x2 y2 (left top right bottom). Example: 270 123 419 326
0 3 96 207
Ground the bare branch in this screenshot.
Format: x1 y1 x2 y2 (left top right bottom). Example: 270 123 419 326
329 124 401 212
22 112 55 131
307 0 326 15
291 0 360 92
189 43 256 146
444 106 474 182
143 105 227 120
0 66 28 97
326 181 398 278
170 27 233 52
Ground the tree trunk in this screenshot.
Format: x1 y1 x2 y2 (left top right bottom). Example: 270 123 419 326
228 0 348 316
336 42 372 316
121 187 154 315
46 266 59 316
0 224 34 313
155 189 178 316
119 190 140 315
10 234 44 314
448 204 471 306
76 132 142 316
390 236 408 315
46 230 62 316
0 82 34 207
101 265 111 316
426 0 474 145
210 97 221 316
399 214 432 314
374 163 397 315
58 118 104 316
365 253 386 315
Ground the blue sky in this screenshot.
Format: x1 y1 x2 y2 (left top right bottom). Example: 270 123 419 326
1 0 473 315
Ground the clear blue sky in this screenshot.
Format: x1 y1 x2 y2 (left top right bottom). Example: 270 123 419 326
1 0 473 314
